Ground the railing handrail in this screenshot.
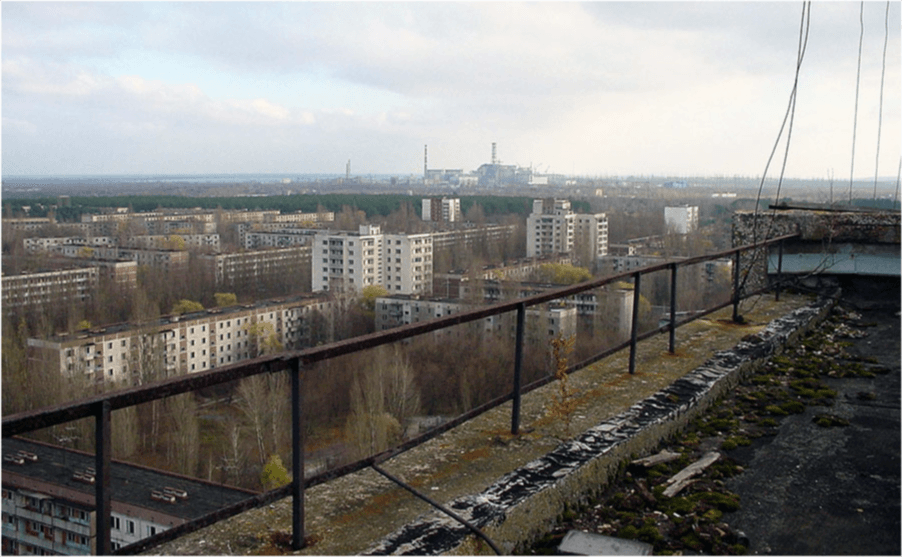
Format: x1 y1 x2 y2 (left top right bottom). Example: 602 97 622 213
1 233 799 554
1 233 797 437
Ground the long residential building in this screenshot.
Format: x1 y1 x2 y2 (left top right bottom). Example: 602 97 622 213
198 246 311 292
2 261 138 317
26 294 335 383
375 295 578 341
1 437 252 555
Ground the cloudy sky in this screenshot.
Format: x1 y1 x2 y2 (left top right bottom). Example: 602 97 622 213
2 1 900 179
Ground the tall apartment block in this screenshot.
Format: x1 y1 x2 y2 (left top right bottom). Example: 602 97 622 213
526 199 576 257
575 213 609 260
312 225 385 293
664 206 699 234
312 225 433 295
421 198 461 223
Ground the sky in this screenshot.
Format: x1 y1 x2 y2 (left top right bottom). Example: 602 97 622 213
2 1 900 180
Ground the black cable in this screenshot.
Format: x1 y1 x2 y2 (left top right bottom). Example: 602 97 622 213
849 1 864 203
873 0 890 200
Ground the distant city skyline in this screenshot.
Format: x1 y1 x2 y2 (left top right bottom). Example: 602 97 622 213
2 2 900 180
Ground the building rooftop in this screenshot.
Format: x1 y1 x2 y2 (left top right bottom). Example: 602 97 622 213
2 437 254 523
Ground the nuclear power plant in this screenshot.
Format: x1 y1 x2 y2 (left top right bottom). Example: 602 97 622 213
423 142 549 188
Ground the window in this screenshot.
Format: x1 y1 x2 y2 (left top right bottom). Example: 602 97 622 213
127 520 135 535
147 526 157 537
111 516 121 530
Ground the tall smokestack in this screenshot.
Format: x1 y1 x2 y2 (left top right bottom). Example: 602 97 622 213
346 160 350 180
491 142 497 165
424 145 428 180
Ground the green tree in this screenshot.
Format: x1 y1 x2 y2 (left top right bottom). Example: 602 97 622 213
535 263 593 285
359 285 388 318
171 299 204 315
214 292 238 307
260 454 292 491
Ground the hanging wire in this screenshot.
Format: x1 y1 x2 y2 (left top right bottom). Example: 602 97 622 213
873 0 890 200
849 1 864 203
742 2 811 304
895 157 901 208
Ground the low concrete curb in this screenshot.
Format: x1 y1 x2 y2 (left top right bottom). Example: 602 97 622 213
365 296 835 555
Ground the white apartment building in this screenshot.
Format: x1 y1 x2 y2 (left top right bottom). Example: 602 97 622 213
574 213 609 260
199 247 311 290
242 229 316 250
375 295 577 340
526 199 576 257
27 295 335 384
312 226 434 295
383 233 433 295
664 206 699 234
312 225 384 293
421 198 461 223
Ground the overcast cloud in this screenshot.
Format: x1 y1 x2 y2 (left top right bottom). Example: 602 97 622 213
2 1 899 179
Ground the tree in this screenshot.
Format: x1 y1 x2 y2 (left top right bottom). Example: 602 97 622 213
359 285 388 319
171 299 204 315
343 346 418 459
260 454 292 491
535 263 593 285
214 292 238 307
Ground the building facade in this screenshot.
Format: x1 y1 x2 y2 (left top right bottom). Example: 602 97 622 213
312 226 434 295
526 199 576 257
421 198 461 223
664 206 699 234
26 294 335 384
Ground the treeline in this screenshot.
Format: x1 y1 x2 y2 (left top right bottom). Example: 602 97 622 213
3 194 589 222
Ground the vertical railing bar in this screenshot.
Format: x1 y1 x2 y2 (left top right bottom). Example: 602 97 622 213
511 302 525 435
732 250 742 322
776 240 785 301
95 400 112 556
291 358 306 550
669 264 678 354
629 272 641 375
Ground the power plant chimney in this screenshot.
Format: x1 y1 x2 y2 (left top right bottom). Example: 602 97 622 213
346 160 350 180
424 145 428 181
491 142 497 165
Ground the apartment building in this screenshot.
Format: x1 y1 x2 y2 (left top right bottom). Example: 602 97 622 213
2 267 98 316
312 225 384 293
375 295 577 340
526 199 576 257
25 235 220 254
1 437 251 555
198 247 311 291
421 198 461 223
242 229 317 250
2 261 138 317
55 245 190 275
383 233 433 295
574 213 609 260
430 224 516 252
664 206 699 234
26 294 334 383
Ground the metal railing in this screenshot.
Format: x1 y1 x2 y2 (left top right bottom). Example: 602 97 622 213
1 233 798 554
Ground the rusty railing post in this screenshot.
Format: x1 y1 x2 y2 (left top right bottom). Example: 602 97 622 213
669 264 678 354
511 302 525 435
775 240 785 301
291 358 306 550
95 400 112 555
732 250 742 322
629 272 641 375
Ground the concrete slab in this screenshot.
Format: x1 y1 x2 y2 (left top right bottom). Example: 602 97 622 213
558 530 653 555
